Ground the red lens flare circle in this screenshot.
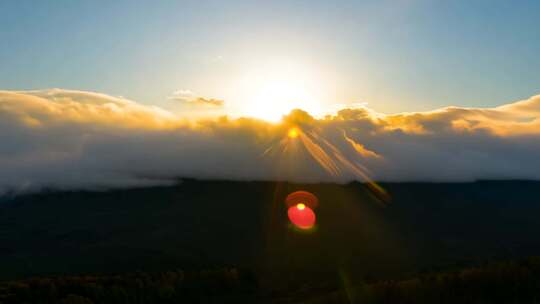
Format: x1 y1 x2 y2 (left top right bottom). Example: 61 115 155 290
287 203 316 230
285 191 318 230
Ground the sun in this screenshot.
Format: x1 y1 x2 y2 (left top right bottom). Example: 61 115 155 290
288 127 300 138
246 80 317 121
238 62 324 122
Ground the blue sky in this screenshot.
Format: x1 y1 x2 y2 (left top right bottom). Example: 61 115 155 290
1 0 539 115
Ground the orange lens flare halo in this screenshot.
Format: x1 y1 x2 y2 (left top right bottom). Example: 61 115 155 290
286 191 318 230
285 190 318 209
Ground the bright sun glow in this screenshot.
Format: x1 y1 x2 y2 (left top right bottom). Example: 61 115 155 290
238 62 324 122
288 127 300 138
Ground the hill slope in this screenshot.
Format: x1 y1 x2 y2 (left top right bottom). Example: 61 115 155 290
1 180 540 287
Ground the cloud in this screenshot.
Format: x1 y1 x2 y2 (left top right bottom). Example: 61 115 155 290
1 88 540 194
191 97 224 106
169 89 224 106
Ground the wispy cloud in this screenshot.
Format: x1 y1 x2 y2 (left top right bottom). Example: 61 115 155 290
168 89 224 106
1 89 540 193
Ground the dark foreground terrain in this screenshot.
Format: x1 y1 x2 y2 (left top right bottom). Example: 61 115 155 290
2 257 540 303
1 180 540 302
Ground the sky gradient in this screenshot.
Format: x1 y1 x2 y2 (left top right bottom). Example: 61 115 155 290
1 0 540 116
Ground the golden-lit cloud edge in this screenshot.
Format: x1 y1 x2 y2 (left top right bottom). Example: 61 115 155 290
168 89 224 107
1 88 540 193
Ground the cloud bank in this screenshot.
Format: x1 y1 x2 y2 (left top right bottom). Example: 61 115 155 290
1 88 540 193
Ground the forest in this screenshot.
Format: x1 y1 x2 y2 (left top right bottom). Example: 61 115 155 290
3 180 540 303
2 257 540 303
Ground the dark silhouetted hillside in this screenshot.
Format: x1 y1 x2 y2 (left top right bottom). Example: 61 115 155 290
1 180 540 291
2 257 540 303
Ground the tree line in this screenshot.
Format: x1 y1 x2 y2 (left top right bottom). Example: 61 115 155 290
3 257 540 303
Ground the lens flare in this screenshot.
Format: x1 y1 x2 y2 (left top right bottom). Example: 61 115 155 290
286 191 318 230
287 204 316 229
285 191 319 209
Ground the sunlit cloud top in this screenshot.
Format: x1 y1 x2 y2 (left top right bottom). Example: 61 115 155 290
1 89 540 194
